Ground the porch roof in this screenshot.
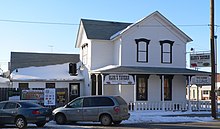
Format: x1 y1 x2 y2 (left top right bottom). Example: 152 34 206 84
94 66 210 75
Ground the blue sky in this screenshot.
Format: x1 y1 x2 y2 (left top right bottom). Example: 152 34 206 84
0 0 219 72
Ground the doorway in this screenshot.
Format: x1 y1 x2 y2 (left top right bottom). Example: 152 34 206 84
69 83 80 101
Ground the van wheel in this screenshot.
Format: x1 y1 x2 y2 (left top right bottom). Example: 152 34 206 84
55 114 66 125
100 114 112 126
15 117 27 129
113 120 122 125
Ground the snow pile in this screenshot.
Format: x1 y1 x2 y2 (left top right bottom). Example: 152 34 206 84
124 111 214 123
10 63 84 81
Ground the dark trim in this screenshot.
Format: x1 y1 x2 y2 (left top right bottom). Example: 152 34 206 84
160 40 174 64
91 74 96 95
135 38 150 63
98 74 102 95
18 83 29 89
46 83 55 88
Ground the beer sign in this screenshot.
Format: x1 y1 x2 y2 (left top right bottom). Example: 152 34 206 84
190 53 211 67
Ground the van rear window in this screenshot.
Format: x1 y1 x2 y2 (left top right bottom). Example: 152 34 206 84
115 96 127 105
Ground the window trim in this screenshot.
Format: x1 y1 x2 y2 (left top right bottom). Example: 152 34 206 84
160 40 174 64
82 43 88 65
135 38 150 63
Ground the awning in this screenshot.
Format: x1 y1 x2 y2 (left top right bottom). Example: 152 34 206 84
93 66 210 76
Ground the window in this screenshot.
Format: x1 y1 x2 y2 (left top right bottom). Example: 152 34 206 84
135 38 150 62
160 40 174 63
203 90 209 95
69 98 83 108
4 102 17 109
162 75 173 101
136 75 149 101
46 83 55 88
82 43 88 65
83 97 114 107
193 89 196 99
19 83 29 89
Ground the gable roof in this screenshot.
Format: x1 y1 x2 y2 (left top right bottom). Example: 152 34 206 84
77 11 192 44
10 52 79 72
81 19 131 40
111 11 192 42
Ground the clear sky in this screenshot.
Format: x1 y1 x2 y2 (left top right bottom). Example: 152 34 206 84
0 0 219 72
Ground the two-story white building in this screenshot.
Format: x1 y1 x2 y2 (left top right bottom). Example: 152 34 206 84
76 11 210 111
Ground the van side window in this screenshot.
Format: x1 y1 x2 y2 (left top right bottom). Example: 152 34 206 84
83 97 114 107
69 98 83 108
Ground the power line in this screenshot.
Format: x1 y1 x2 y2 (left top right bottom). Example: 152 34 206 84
0 19 77 26
0 19 219 28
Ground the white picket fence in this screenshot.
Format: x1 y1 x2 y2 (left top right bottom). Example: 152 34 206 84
128 101 212 111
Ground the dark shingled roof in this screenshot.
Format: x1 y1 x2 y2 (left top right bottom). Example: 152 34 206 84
10 52 79 72
81 19 131 40
97 66 210 75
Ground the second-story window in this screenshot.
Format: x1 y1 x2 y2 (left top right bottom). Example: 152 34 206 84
160 40 174 64
135 38 150 63
82 43 88 65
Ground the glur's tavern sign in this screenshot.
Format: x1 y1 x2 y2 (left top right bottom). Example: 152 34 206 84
104 74 134 85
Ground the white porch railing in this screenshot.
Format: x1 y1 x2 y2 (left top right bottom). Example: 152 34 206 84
128 101 212 111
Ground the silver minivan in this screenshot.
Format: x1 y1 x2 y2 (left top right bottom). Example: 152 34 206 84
52 96 130 125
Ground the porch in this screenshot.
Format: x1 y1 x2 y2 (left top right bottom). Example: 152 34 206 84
128 101 214 111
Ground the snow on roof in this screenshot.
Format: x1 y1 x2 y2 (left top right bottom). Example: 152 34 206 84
10 63 84 81
92 65 119 72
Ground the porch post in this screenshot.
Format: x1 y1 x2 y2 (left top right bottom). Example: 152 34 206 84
95 74 98 95
161 75 165 111
101 74 104 95
134 75 137 111
187 76 192 112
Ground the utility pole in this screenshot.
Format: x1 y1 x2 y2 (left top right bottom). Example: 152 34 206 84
210 0 216 119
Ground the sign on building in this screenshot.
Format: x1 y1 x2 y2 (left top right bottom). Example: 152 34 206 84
190 53 211 67
191 76 211 85
104 74 134 85
44 88 56 106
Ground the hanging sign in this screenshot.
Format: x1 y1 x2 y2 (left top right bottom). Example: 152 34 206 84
104 74 134 85
191 76 211 85
190 53 211 67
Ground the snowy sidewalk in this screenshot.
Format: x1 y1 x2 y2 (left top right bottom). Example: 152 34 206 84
123 111 217 123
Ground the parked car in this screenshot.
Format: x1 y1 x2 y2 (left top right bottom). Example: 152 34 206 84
53 95 130 125
0 100 53 129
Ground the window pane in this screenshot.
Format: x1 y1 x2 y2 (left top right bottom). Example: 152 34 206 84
164 78 171 100
163 53 170 62
138 42 146 51
163 44 170 52
137 77 147 100
138 52 147 62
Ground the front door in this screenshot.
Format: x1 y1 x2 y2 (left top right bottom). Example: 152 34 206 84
69 83 80 101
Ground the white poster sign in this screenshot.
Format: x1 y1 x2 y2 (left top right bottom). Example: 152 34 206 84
104 74 134 85
191 76 211 85
190 53 211 67
44 88 56 106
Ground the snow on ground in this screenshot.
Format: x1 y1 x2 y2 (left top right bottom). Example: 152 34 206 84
122 111 214 123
